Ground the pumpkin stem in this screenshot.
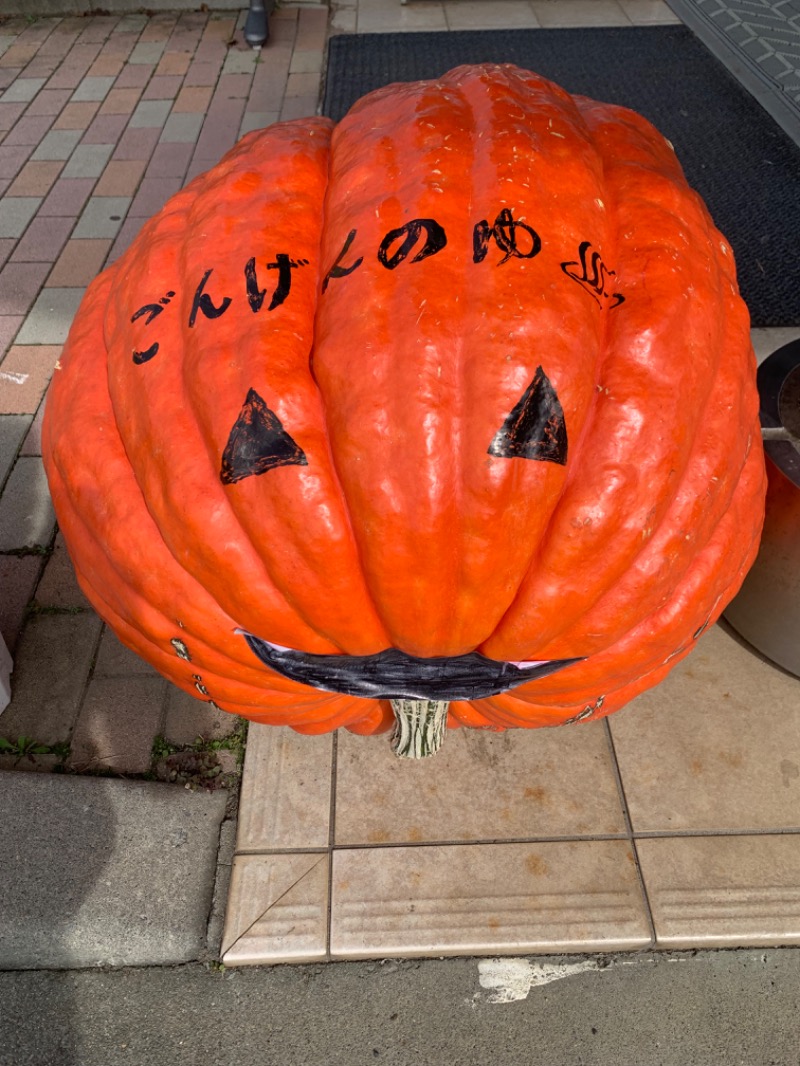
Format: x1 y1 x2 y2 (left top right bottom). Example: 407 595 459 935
389 699 449 758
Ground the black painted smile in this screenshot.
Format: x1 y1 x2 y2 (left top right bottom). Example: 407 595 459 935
241 632 582 701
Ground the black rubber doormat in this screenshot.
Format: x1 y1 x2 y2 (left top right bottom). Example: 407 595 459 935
323 27 800 328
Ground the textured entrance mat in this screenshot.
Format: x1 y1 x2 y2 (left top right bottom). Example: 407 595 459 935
323 26 800 327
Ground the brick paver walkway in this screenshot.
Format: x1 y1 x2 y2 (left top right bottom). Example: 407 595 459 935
0 4 328 780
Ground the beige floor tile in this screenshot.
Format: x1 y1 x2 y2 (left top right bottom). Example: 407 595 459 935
639 834 800 948
331 840 650 958
222 853 329 965
531 0 631 26
617 0 681 23
236 724 333 851
331 7 358 33
609 625 800 833
751 326 800 366
444 1 540 30
334 720 626 845
359 0 448 33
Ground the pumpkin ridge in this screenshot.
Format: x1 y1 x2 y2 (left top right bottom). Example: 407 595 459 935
493 435 765 722
317 66 612 654
457 66 590 643
317 80 475 652
484 96 736 660
49 265 349 667
196 122 392 654
113 121 391 655
538 290 755 659
103 193 323 651
48 451 329 698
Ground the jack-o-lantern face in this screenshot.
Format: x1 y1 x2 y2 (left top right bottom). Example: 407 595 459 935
43 64 764 752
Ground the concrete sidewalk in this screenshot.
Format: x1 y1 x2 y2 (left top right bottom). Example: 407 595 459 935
3 948 800 1065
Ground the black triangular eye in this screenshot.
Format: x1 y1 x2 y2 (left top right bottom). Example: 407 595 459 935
220 388 308 485
488 366 568 465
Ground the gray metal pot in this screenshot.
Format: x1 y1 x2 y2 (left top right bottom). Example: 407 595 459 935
724 338 800 678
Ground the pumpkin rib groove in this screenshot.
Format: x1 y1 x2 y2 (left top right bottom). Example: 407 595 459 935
181 123 392 654
68 561 352 715
48 473 329 703
483 99 738 660
484 436 765 724
318 81 473 652
317 65 611 654
529 267 753 659
456 66 584 644
105 224 327 653
47 273 350 664
176 127 385 653
109 123 392 655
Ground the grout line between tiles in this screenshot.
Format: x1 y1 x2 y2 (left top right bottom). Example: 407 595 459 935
231 822 800 857
603 719 657 948
633 827 800 839
325 728 338 961
236 834 631 856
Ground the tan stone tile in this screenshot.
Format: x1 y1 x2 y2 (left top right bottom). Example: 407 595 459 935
222 853 329 965
531 0 630 25
99 87 142 115
171 85 212 113
609 625 800 833
93 158 146 196
47 238 111 287
237 724 332 851
156 52 192 77
52 100 100 130
358 0 448 32
330 840 650 959
0 345 61 414
445 1 540 30
639 835 800 948
335 720 625 845
7 159 63 197
617 0 681 23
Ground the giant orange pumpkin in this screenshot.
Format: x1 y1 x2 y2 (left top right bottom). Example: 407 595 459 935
42 65 766 756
